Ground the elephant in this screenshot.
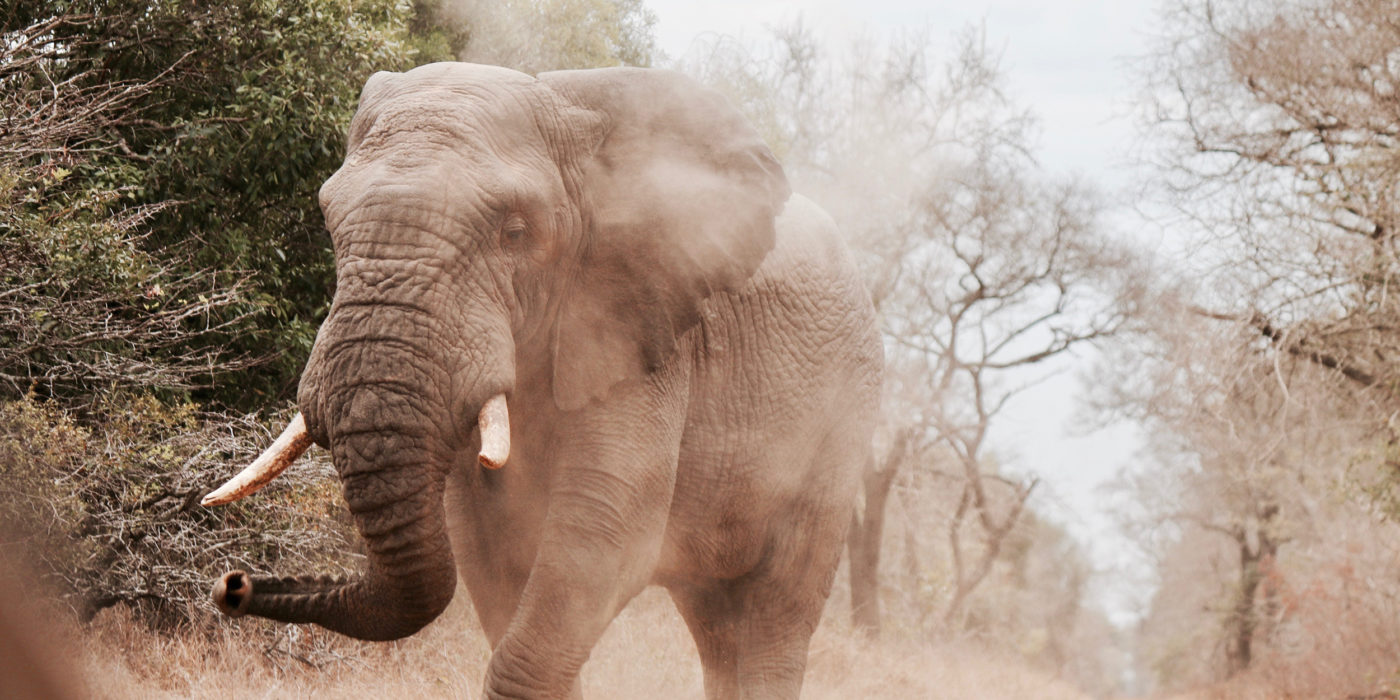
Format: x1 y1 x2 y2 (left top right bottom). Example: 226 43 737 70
202 62 883 700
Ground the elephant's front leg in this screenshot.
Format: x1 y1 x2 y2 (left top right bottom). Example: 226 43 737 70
482 368 688 699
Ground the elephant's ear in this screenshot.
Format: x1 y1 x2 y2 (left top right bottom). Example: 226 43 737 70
539 68 790 410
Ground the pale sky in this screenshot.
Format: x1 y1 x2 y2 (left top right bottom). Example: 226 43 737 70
649 0 1163 624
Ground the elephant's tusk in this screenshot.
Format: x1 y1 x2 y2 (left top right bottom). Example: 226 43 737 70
201 413 313 506
478 394 510 469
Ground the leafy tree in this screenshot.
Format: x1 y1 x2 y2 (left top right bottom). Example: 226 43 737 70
1101 292 1400 693
1145 0 1400 416
1109 2 1400 684
2 0 432 407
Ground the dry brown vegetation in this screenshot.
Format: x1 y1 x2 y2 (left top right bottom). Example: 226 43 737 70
1100 0 1400 695
50 586 1087 699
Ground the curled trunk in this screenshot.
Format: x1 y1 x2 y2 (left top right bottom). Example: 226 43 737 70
208 263 512 640
213 433 457 641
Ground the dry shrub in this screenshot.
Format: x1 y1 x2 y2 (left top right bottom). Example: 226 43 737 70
1154 521 1400 699
0 394 356 625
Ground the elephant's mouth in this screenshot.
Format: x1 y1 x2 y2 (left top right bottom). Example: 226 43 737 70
201 393 512 506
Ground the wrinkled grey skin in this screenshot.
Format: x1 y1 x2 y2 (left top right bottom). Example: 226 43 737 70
215 63 882 699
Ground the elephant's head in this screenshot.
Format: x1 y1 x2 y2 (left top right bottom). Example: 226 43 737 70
203 63 789 640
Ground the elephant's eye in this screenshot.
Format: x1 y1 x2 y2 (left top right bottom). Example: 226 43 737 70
501 214 528 246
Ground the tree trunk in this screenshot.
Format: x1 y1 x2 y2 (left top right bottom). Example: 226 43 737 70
1225 535 1263 676
848 455 898 637
1224 506 1279 677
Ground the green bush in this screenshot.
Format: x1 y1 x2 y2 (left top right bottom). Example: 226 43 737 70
2 0 430 408
0 163 261 401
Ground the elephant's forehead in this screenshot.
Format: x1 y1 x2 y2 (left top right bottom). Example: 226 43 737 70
322 65 561 225
362 91 542 150
358 65 542 135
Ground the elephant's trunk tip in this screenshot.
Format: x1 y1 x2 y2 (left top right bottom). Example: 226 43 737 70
478 394 510 469
212 570 252 617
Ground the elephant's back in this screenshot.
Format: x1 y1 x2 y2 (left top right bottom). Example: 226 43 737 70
689 193 881 437
739 192 883 402
662 194 882 581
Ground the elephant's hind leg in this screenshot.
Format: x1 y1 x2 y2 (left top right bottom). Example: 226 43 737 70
670 566 830 700
732 569 830 699
733 460 858 697
670 582 742 700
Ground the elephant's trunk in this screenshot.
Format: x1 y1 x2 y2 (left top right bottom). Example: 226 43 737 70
212 428 458 641
207 235 518 640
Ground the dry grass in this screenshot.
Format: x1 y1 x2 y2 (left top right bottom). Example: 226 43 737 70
1161 545 1400 700
57 586 1091 699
